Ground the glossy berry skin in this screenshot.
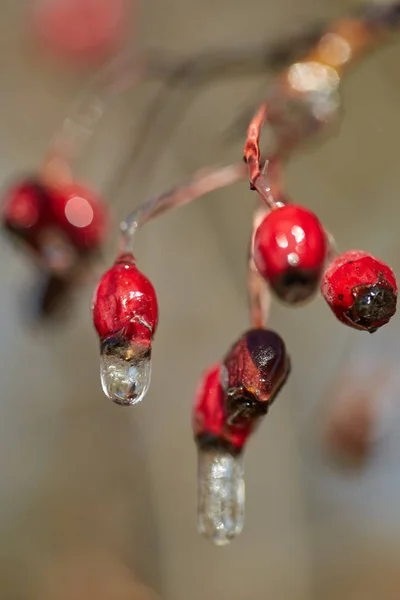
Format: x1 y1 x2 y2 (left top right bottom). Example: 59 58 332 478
322 250 397 333
48 183 108 252
221 328 290 427
2 179 53 251
253 204 327 304
192 363 254 454
92 253 158 346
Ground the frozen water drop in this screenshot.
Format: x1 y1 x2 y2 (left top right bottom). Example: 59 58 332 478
197 447 245 546
100 340 152 406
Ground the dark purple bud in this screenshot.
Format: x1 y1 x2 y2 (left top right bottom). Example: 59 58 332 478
221 328 290 426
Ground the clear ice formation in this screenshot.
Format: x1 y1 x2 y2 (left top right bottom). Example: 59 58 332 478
197 447 245 546
100 346 151 406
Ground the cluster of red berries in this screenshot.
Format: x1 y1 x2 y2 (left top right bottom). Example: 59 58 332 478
253 203 397 332
2 2 398 546
90 196 397 455
3 174 396 439
2 177 108 316
2 178 108 258
193 202 397 452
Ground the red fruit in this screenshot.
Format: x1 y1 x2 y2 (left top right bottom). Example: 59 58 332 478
92 253 158 345
32 0 126 63
192 363 254 453
221 328 290 426
2 179 52 250
253 204 327 303
48 182 108 252
2 178 108 259
322 250 397 332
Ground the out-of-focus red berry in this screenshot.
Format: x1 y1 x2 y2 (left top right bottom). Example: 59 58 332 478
2 179 52 250
221 328 290 426
253 204 327 304
322 250 397 332
2 178 108 258
2 177 109 320
92 254 158 344
192 363 254 453
32 0 126 63
48 182 108 252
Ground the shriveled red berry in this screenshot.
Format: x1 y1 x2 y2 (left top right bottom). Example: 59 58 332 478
92 253 158 344
192 363 254 453
48 182 108 252
221 328 290 426
253 204 327 304
2 178 53 250
322 250 397 332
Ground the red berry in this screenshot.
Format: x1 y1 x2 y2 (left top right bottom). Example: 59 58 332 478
2 179 53 250
2 178 108 259
48 182 108 252
92 253 158 345
32 0 126 63
221 328 290 426
93 255 158 406
322 250 397 332
192 363 254 453
253 204 327 303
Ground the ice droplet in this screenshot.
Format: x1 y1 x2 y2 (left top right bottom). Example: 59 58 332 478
197 447 245 546
100 341 152 406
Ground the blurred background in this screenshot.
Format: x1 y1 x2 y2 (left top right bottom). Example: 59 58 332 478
1 1 400 598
